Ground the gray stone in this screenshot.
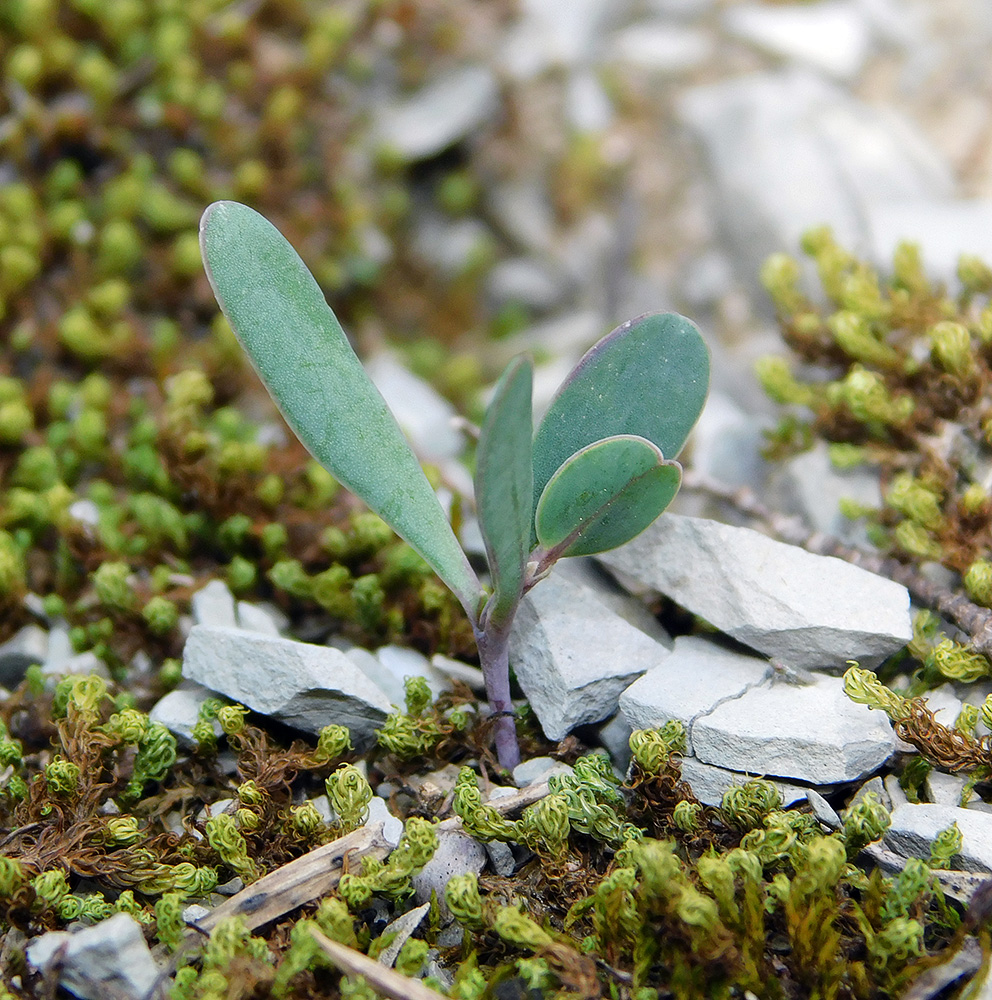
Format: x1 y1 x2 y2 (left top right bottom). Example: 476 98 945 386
619 636 771 753
484 839 517 877
375 645 448 695
553 558 673 646
411 213 494 280
486 180 557 255
191 579 237 628
412 831 487 920
500 0 616 78
598 514 912 668
41 650 110 681
677 69 952 291
598 713 633 773
376 902 430 968
0 624 47 687
807 790 842 830
148 681 224 749
509 569 669 740
42 624 73 675
512 756 575 788
925 771 969 809
486 257 570 312
691 672 896 784
182 625 392 749
866 200 992 287
607 22 713 74
430 654 486 692
680 756 810 808
688 392 770 493
921 684 965 728
565 70 614 133
235 601 282 636
25 913 160 1000
885 773 910 809
886 803 992 871
847 775 891 814
772 441 883 545
723 2 871 80
374 65 499 161
366 353 463 462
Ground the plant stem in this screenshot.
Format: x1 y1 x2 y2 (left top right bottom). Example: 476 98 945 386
474 621 520 771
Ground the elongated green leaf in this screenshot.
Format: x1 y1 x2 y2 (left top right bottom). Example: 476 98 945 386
199 201 481 616
475 356 534 627
535 434 681 558
532 312 709 517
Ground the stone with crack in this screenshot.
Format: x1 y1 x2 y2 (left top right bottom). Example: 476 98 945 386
182 625 392 749
598 514 912 668
690 671 896 784
619 635 771 754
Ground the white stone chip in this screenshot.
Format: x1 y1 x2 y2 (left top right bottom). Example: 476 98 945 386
509 569 670 740
619 636 771 753
182 625 392 748
191 579 237 628
724 2 871 80
690 672 896 784
148 680 224 749
598 514 912 668
25 913 160 1000
886 804 992 872
374 65 499 161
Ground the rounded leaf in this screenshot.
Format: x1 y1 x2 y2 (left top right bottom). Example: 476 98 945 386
532 312 708 519
535 434 681 558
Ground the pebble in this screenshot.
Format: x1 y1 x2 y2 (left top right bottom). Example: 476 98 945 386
677 69 953 288
925 771 968 809
376 903 430 969
365 352 464 462
771 441 882 545
191 579 238 628
598 514 912 668
607 22 713 75
807 789 842 830
511 756 575 788
368 795 404 848
723 2 872 81
412 831 487 920
148 680 225 749
25 913 160 1000
374 65 499 161
235 601 282 636
866 199 992 286
886 803 992 871
499 0 616 78
691 672 896 784
679 756 811 808
509 568 669 740
182 625 392 749
0 624 47 687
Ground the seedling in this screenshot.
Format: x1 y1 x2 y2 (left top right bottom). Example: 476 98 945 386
199 202 710 769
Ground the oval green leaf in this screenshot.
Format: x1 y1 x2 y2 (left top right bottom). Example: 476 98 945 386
535 434 682 558
475 356 534 627
532 312 709 519
199 201 482 616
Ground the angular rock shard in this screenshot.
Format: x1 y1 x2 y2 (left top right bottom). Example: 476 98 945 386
690 672 896 784
509 569 670 740
598 514 912 668
182 625 392 748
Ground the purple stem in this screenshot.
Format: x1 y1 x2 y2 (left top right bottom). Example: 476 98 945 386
474 620 520 771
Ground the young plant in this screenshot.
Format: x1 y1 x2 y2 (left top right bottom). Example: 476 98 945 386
199 202 709 769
